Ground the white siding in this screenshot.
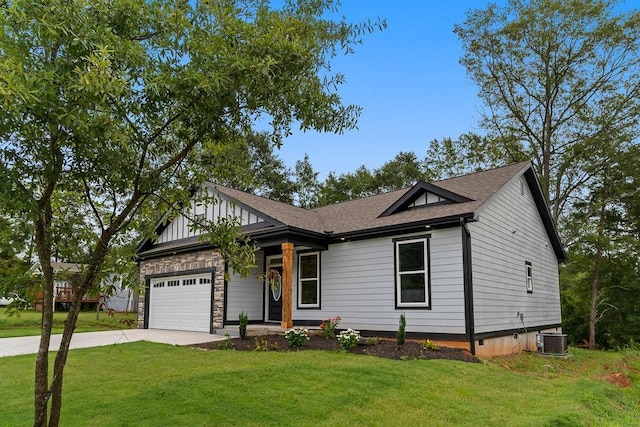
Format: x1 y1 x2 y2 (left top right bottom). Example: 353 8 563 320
225 253 264 322
292 228 466 334
157 192 266 244
469 175 561 334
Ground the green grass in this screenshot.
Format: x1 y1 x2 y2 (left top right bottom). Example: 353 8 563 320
0 310 137 338
0 345 638 426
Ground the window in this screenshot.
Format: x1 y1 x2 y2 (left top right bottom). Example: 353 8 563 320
153 281 165 288
183 278 197 286
199 277 211 285
167 280 180 287
525 261 533 293
298 252 320 308
394 236 430 308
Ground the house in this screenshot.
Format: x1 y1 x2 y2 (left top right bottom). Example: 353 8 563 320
136 162 565 357
31 261 136 312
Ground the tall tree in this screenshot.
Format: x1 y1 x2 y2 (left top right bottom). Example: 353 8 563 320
317 152 429 206
207 131 297 204
454 0 640 222
293 153 320 208
560 143 640 349
373 151 431 192
0 1 383 425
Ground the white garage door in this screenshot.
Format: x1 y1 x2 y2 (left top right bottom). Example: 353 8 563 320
149 273 212 332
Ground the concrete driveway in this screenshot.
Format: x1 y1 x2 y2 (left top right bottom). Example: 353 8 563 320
0 329 225 357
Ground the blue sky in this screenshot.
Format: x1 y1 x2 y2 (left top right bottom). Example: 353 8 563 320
277 1 487 179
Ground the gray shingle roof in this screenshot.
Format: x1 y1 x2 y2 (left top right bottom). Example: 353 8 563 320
213 161 532 235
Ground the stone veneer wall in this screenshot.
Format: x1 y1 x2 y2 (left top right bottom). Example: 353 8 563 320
137 249 225 330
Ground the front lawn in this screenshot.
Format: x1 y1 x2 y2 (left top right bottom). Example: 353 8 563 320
0 310 137 338
1 343 638 426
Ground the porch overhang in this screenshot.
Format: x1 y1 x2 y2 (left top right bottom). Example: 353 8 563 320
247 226 328 251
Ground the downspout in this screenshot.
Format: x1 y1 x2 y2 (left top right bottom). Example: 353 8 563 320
461 217 476 355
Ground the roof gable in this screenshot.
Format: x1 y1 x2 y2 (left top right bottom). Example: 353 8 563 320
378 181 473 217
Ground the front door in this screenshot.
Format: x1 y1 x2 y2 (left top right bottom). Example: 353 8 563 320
266 255 283 322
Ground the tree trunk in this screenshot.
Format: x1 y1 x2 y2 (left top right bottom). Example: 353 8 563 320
588 197 608 350
48 293 83 426
588 248 602 350
34 211 55 427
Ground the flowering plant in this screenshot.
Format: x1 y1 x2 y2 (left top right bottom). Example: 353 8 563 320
337 328 360 351
319 316 341 338
285 327 309 348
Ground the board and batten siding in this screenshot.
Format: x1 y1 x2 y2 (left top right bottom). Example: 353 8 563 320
225 251 264 322
157 192 265 244
469 175 561 334
292 228 466 335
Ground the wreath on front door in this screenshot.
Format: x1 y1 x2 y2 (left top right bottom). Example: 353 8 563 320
267 268 282 301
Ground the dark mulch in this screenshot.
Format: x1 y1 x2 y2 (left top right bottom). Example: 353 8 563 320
191 333 480 363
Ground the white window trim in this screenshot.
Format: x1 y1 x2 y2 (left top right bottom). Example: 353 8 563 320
526 261 533 293
395 237 430 308
298 251 320 308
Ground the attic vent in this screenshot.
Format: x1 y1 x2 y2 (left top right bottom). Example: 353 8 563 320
409 192 444 208
536 333 568 355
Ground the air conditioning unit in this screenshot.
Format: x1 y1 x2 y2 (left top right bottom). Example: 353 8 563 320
536 333 568 355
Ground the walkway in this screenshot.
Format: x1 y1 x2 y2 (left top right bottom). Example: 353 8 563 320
0 329 224 357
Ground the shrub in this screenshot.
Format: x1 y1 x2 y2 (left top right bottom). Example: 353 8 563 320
254 335 269 351
364 337 380 346
422 339 439 351
397 313 406 346
285 327 309 348
319 316 341 338
217 333 233 350
337 328 361 351
239 311 248 340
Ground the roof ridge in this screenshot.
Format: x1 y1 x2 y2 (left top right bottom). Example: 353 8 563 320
432 161 531 185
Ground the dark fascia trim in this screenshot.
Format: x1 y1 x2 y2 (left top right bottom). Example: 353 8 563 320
137 240 214 260
248 226 328 250
144 267 216 279
138 215 474 260
328 214 475 243
523 168 567 263
379 181 473 218
461 218 476 355
474 323 563 341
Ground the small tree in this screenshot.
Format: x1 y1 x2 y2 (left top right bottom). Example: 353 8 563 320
0 1 384 425
239 311 249 340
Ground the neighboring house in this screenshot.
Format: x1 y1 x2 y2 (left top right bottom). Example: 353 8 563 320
31 261 135 312
136 162 565 357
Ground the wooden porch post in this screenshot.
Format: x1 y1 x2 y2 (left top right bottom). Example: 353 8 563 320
281 242 294 329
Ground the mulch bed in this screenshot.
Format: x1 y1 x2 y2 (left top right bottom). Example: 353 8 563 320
191 333 480 363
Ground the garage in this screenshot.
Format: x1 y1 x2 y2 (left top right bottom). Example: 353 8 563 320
148 273 213 332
